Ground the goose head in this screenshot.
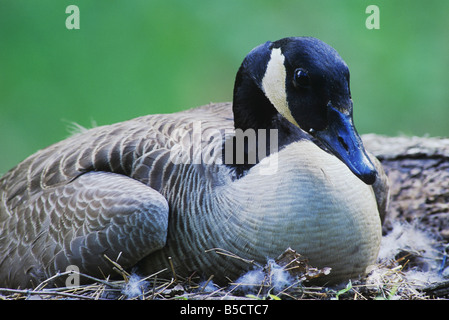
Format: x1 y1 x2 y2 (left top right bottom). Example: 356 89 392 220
232 37 377 185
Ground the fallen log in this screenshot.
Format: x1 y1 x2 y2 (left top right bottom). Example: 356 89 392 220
362 134 449 240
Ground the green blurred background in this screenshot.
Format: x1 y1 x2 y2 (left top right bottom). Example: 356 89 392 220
1 0 448 174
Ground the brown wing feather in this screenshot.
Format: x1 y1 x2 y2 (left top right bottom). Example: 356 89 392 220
0 103 233 288
1 171 169 287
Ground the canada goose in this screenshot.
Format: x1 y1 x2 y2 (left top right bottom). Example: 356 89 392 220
0 37 388 288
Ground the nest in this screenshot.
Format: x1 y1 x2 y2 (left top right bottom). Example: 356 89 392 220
1 240 448 300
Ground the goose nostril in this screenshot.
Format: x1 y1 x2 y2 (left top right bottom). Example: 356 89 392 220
338 136 349 152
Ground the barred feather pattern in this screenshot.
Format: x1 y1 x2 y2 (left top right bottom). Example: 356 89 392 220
0 103 231 287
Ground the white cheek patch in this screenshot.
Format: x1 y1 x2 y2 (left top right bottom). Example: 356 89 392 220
262 48 300 127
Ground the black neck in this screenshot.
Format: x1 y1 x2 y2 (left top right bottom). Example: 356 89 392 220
232 66 278 132
226 67 306 177
232 66 305 143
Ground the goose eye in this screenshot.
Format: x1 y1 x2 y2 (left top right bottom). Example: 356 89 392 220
294 69 310 88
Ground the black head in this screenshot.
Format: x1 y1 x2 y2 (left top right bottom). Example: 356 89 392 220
233 37 377 185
